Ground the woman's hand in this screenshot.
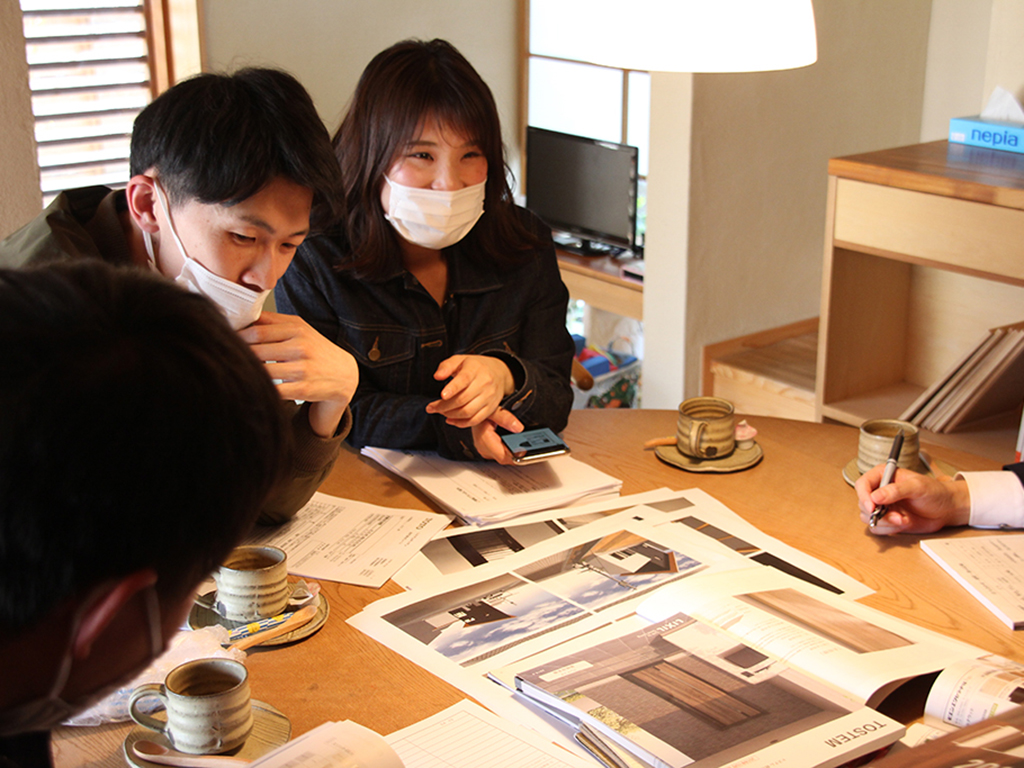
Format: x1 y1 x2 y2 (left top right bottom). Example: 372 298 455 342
471 408 523 465
426 354 514 427
239 311 359 437
855 465 970 535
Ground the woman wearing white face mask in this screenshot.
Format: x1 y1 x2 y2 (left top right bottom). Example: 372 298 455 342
276 39 575 465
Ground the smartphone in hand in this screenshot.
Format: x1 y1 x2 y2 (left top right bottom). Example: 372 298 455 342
499 427 570 465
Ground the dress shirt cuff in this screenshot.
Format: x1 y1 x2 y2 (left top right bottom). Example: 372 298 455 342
958 471 1024 529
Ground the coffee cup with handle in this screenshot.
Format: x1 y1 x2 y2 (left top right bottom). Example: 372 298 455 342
129 658 253 755
676 396 736 460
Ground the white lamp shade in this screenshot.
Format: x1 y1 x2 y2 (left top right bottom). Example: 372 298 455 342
530 0 818 73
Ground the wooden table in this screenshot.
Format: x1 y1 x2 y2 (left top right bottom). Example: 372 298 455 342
52 410 1020 766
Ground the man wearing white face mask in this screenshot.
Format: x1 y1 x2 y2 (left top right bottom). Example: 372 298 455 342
0 260 288 767
0 68 359 525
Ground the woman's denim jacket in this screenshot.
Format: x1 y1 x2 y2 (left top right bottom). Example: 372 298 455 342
276 208 575 460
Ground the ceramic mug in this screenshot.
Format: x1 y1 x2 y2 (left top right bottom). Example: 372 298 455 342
676 397 736 459
856 418 920 475
129 658 253 755
213 545 290 622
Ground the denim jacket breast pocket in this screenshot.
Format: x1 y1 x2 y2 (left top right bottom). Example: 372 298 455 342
337 319 415 393
462 321 522 358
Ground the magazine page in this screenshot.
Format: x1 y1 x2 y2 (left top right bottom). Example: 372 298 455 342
506 612 903 768
629 488 873 600
394 488 683 589
924 654 1024 728
396 487 872 599
348 515 758 750
637 569 984 707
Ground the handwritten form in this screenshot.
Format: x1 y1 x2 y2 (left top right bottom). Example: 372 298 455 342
387 700 592 768
922 534 1024 629
246 492 450 588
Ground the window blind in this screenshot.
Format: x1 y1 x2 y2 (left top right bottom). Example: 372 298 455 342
20 0 152 204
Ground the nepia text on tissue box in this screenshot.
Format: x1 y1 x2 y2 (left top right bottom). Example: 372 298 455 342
949 115 1024 154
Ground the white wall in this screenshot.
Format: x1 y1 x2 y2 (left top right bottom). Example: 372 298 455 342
642 0 933 406
201 1 523 177
0 2 41 240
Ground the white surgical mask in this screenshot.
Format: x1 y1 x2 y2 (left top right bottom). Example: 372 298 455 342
0 587 163 736
144 181 271 330
383 177 485 250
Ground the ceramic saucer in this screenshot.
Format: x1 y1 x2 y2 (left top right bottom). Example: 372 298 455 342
189 582 329 647
842 455 957 487
123 699 290 768
655 441 764 473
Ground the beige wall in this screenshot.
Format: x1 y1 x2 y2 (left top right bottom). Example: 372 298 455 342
201 0 523 178
2 2 1019 407
644 0 933 405
0 3 40 240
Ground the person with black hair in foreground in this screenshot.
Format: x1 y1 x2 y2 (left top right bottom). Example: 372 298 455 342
0 261 290 767
0 67 357 524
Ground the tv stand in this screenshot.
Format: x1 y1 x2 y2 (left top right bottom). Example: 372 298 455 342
553 233 635 259
556 248 643 320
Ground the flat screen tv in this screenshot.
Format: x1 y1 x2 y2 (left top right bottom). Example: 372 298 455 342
525 126 640 257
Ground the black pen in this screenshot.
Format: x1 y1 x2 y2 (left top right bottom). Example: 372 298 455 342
869 429 904 528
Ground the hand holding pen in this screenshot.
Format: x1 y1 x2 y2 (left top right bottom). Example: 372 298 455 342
868 429 904 528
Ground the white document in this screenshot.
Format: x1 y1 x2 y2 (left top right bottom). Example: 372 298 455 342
361 447 622 525
250 719 402 767
246 492 451 588
386 700 593 768
922 534 1024 629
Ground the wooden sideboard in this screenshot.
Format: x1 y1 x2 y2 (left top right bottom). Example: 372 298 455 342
816 140 1024 462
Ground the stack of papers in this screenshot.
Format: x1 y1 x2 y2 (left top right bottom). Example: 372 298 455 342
361 447 622 525
921 535 1024 630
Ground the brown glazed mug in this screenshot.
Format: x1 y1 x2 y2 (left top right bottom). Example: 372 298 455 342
676 397 736 459
856 419 920 475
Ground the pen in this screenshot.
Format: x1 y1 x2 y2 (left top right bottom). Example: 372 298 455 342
869 429 904 528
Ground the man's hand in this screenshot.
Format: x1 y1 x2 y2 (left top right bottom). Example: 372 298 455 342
240 311 358 437
855 465 970 535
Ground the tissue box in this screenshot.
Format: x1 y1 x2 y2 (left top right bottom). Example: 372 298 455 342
949 115 1024 154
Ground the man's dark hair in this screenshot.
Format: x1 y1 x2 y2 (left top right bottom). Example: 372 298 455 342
332 38 546 279
130 67 342 231
0 261 290 633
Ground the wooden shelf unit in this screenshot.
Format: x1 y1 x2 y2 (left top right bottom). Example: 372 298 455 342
817 141 1024 462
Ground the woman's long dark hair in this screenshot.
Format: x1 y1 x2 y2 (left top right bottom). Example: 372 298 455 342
333 38 545 280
